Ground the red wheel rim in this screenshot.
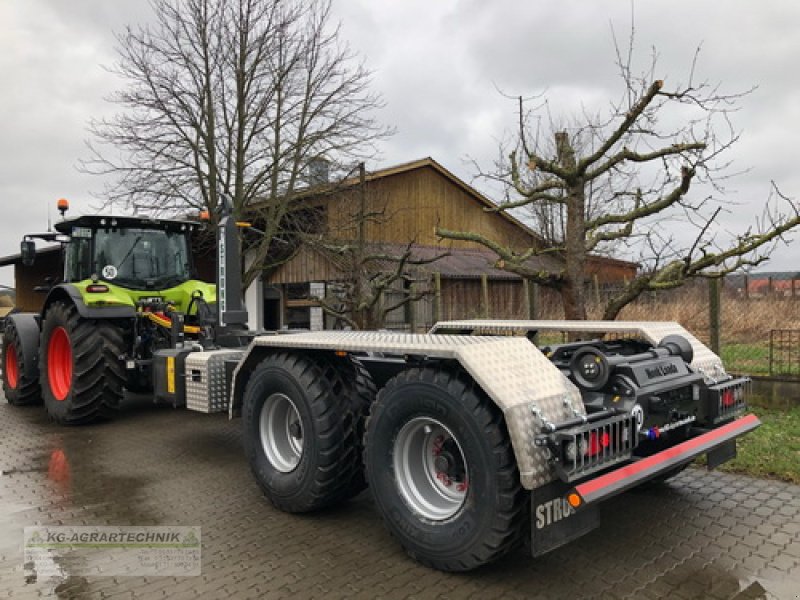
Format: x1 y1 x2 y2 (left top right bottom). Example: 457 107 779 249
5 344 19 389
47 327 72 401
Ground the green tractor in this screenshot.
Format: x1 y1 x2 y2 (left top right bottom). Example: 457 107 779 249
2 209 224 424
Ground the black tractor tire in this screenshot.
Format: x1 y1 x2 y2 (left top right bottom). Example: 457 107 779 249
2 318 42 405
242 351 364 513
364 368 526 572
40 302 126 425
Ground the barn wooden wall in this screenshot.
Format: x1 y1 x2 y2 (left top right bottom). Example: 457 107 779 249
325 166 537 252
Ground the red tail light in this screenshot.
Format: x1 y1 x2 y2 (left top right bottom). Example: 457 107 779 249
721 389 735 407
586 431 610 456
86 284 109 293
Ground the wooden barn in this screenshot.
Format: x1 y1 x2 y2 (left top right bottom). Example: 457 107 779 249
248 157 638 331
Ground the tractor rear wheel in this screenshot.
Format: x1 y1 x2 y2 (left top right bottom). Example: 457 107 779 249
2 318 42 405
40 302 126 425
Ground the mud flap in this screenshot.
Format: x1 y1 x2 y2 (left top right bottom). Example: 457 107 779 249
707 439 736 469
531 480 599 557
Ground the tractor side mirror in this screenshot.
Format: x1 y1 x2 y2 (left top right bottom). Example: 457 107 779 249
20 240 35 267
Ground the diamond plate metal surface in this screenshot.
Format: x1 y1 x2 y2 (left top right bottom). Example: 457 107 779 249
430 320 726 377
235 331 585 489
185 350 245 413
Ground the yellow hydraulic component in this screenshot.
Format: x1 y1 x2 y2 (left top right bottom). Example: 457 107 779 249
144 311 201 335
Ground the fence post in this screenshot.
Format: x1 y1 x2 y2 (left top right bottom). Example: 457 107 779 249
524 279 539 320
480 274 489 318
769 329 774 376
708 277 721 355
433 272 442 323
408 283 416 332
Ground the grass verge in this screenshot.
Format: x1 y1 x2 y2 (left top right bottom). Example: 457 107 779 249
711 403 800 484
720 343 771 376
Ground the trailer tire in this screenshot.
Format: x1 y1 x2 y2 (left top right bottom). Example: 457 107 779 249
40 302 125 424
336 355 376 498
2 317 42 405
243 352 362 512
364 368 525 572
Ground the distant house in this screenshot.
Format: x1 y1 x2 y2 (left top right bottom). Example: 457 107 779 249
247 157 638 331
0 287 14 325
744 273 800 297
0 246 62 313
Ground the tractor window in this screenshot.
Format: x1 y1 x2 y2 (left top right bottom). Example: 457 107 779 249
65 238 92 282
94 228 192 290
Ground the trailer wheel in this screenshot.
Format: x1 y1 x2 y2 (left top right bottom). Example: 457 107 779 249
40 302 125 424
364 368 525 572
2 318 41 405
242 352 362 512
335 355 376 498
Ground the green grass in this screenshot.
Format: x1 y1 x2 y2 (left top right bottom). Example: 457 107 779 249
712 403 800 484
720 342 771 376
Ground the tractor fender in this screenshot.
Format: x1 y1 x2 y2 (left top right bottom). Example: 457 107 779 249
43 284 136 320
5 312 42 383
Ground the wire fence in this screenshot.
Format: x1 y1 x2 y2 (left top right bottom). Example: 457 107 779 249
769 330 800 378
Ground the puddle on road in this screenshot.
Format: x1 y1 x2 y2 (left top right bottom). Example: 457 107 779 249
1 418 154 597
632 558 795 600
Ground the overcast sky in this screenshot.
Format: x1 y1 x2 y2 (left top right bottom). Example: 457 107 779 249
2 0 799 288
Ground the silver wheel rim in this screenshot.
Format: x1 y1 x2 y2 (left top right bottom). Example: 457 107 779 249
259 393 303 472
393 417 469 520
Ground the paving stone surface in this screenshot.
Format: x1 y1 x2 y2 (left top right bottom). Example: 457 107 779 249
1 395 798 599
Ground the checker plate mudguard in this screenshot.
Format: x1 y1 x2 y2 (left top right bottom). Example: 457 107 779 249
531 480 599 557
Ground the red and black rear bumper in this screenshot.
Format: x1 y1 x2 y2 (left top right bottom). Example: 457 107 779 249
566 414 761 509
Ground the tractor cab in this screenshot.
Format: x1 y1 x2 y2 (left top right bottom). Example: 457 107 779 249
54 215 200 291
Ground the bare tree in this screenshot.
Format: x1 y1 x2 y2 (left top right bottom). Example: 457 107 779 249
438 35 800 321
82 0 391 288
306 163 445 330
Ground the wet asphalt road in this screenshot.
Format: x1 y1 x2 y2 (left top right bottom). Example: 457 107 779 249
1 393 799 599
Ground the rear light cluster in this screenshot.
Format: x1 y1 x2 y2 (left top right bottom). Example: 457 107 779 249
548 413 639 483
705 378 749 424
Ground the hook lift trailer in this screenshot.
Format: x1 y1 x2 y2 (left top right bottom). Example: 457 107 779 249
3 197 760 572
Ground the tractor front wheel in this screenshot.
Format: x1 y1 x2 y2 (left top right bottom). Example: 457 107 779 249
40 302 126 425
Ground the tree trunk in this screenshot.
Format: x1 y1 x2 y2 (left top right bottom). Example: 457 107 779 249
556 132 587 320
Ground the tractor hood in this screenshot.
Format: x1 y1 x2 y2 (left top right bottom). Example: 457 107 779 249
72 280 217 314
